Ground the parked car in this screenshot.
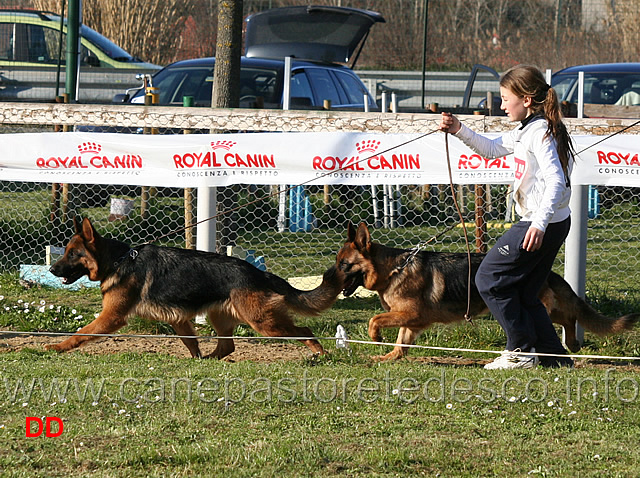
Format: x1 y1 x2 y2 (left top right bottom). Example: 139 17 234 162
0 8 160 102
113 6 383 111
0 8 159 69
118 56 378 111
551 62 640 113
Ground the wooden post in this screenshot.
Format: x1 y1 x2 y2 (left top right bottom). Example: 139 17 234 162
50 183 60 223
487 91 494 116
475 184 487 253
60 93 71 222
61 184 70 223
141 91 159 220
183 95 196 249
184 189 195 249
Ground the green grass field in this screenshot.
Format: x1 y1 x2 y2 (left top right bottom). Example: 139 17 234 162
2 344 640 477
1 270 640 477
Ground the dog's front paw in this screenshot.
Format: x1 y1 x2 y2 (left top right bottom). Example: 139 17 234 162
373 349 405 362
44 343 64 353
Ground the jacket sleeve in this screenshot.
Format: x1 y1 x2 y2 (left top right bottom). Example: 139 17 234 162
454 123 514 159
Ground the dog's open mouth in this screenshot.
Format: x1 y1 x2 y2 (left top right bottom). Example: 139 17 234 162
59 272 86 285
342 273 364 297
50 268 86 285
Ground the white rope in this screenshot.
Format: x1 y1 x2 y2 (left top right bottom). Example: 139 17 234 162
2 329 639 362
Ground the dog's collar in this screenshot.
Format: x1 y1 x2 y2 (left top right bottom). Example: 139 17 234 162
113 248 139 268
393 249 419 275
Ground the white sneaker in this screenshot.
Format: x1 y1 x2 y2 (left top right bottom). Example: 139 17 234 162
484 348 539 370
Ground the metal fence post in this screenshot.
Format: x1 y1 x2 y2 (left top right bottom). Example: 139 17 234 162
196 187 217 253
563 71 586 349
277 56 293 232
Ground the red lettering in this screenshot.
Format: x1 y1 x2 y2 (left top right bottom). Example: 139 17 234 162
26 417 44 437
235 155 249 168
246 154 260 168
45 417 64 437
378 154 392 169
224 153 236 167
262 155 275 168
514 156 526 179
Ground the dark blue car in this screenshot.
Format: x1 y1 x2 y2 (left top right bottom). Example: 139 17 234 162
115 6 384 111
551 62 640 107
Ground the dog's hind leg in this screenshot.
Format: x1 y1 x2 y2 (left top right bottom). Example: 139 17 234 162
205 312 238 359
233 291 325 355
252 318 325 355
172 320 202 358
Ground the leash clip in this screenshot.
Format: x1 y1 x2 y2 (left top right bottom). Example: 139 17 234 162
129 249 139 261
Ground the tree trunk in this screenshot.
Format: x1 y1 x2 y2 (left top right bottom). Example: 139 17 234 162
212 0 243 249
212 0 243 108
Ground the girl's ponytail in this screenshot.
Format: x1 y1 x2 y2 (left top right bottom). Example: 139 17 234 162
543 87 574 179
500 65 574 178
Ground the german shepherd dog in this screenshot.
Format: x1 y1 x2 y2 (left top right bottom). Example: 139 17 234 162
47 217 344 358
336 222 638 361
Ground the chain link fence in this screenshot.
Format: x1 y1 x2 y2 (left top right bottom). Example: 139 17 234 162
1 104 639 316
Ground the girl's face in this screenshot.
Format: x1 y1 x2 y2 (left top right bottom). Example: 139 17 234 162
499 86 532 122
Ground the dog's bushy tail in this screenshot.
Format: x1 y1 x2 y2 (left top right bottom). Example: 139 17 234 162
545 273 638 352
285 265 345 316
577 305 639 335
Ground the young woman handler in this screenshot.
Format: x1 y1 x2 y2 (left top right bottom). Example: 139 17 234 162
439 64 575 369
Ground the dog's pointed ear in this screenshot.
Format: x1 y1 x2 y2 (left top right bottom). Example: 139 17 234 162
73 216 83 235
354 222 371 251
80 217 98 244
346 221 356 242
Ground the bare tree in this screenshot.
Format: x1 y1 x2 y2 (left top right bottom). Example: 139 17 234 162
212 0 243 108
31 0 200 65
21 0 640 77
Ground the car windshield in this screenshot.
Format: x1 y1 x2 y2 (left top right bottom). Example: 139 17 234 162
43 14 137 62
79 24 137 61
132 65 281 106
553 72 640 105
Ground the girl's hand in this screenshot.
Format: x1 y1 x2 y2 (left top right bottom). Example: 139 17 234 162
439 112 461 134
523 227 545 252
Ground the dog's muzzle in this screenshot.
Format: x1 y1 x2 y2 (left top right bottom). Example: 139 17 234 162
342 273 364 297
49 264 86 285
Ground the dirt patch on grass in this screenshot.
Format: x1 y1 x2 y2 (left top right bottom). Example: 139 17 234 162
2 332 639 370
0 333 312 362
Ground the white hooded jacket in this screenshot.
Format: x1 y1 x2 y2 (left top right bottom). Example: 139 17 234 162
454 116 572 232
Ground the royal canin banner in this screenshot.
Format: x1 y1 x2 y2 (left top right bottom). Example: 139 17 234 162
0 132 638 187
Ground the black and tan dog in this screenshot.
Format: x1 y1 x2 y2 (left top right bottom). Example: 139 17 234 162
47 217 344 358
337 222 638 361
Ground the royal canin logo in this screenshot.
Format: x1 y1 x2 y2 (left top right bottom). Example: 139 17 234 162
355 140 381 154
597 149 640 166
210 140 237 151
173 141 276 169
457 153 511 172
313 140 420 171
36 143 143 169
